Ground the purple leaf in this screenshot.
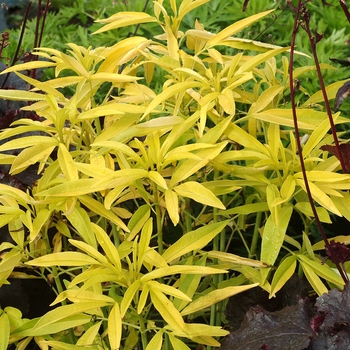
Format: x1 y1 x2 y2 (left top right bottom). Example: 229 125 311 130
334 81 350 111
220 299 315 350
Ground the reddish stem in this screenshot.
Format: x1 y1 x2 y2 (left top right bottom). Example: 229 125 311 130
302 17 347 174
289 0 348 283
339 0 350 23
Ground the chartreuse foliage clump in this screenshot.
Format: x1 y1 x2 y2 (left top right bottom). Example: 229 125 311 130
0 0 349 349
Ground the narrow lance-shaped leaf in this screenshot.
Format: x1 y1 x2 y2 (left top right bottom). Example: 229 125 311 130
149 288 186 332
206 10 274 47
162 220 229 263
181 284 259 316
173 181 225 209
108 302 122 350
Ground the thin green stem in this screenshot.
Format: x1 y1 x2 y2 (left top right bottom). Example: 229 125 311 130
152 182 163 255
249 211 263 258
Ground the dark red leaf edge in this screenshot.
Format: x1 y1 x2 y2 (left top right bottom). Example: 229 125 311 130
221 283 350 350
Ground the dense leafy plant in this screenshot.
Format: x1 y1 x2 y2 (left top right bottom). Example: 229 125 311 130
0 0 350 349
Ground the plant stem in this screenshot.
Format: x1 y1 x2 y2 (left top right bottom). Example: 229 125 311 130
152 182 163 255
289 0 348 283
301 10 347 174
250 211 262 258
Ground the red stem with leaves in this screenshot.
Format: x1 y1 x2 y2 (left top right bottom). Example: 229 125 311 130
288 0 348 283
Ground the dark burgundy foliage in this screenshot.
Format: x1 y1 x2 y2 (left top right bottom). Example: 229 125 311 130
333 80 350 111
221 282 350 350
221 300 315 350
242 0 250 12
329 57 350 67
320 144 350 173
325 240 350 265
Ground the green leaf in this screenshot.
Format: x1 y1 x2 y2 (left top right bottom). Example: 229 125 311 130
270 255 297 298
162 220 229 263
108 302 122 350
26 252 100 267
174 181 225 209
181 284 258 316
261 206 293 267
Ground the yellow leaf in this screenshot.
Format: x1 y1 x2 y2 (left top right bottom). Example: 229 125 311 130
108 303 122 350
295 179 341 216
207 251 268 268
165 189 179 226
58 144 78 181
0 60 56 74
261 206 293 267
142 81 201 118
248 85 284 114
89 72 141 83
236 47 289 75
181 284 258 316
91 223 122 272
93 12 157 34
207 10 274 47
141 265 226 283
298 255 344 287
162 221 229 263
299 260 328 296
25 252 100 267
10 140 57 174
30 208 52 242
174 181 225 209
170 142 227 186
79 195 129 232
145 331 163 350
149 171 168 190
0 313 10 350
270 255 297 298
218 89 235 115
149 288 186 332
147 280 192 301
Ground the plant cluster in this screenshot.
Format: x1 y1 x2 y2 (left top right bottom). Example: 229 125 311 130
0 0 349 349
